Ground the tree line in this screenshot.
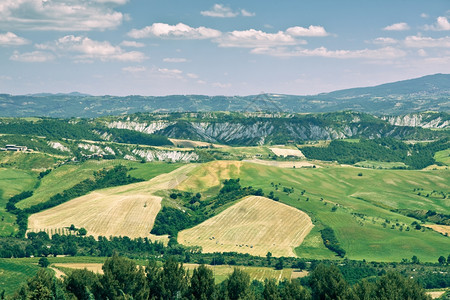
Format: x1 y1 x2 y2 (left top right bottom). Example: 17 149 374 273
7 255 434 300
301 137 449 169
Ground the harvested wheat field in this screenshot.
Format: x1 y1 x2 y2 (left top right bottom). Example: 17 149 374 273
424 224 450 236
243 159 319 168
269 147 305 158
53 263 104 274
178 196 313 257
177 161 243 192
27 164 196 240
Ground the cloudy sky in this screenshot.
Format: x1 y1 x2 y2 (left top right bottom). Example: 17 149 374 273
1 0 449 96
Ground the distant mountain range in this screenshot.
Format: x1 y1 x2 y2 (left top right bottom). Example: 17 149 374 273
1 74 449 117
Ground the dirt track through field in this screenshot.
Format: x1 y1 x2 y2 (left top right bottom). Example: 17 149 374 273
27 164 196 240
178 196 313 257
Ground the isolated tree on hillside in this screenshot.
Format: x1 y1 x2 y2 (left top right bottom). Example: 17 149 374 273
38 257 50 268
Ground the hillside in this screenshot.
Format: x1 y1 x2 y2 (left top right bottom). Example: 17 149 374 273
1 74 449 117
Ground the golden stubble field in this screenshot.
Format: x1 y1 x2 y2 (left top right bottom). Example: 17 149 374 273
178 196 314 257
27 164 197 241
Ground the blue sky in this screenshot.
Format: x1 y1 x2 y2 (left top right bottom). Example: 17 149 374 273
0 0 449 96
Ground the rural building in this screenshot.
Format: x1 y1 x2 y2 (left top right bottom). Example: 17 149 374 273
1 144 28 152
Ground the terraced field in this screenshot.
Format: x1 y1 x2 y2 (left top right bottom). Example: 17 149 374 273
178 196 313 257
27 164 195 240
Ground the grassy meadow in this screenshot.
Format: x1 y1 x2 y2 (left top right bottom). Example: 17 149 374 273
0 168 37 236
178 161 449 262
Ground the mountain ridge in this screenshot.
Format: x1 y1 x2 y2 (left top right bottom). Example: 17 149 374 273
1 74 449 117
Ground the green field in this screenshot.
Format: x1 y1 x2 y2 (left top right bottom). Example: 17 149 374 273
0 152 61 171
16 160 183 209
435 149 450 166
0 168 37 235
181 161 450 262
0 258 41 296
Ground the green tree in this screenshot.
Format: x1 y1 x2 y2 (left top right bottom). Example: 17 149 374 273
279 280 311 300
78 227 87 236
275 258 284 270
159 257 189 300
65 268 100 300
373 272 430 300
438 256 446 265
100 254 149 300
263 279 281 300
266 252 272 266
190 264 216 300
38 257 50 268
309 264 351 300
226 268 251 300
353 279 375 300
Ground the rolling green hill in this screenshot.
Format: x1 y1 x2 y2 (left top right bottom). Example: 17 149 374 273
175 161 449 262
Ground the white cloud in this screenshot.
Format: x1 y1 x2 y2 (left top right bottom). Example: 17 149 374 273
421 13 429 18
241 9 255 17
120 41 145 48
201 4 238 17
286 25 329 37
0 32 30 46
187 73 198 79
383 22 410 31
39 35 147 62
10 50 54 62
200 4 255 18
212 82 231 88
424 16 450 31
0 0 125 31
122 66 146 73
216 29 300 48
157 68 184 79
417 49 427 57
372 37 398 45
251 46 406 59
128 23 221 39
94 0 128 4
404 35 450 48
163 58 188 63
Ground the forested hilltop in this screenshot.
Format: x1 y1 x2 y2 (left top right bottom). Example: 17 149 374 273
1 74 449 117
